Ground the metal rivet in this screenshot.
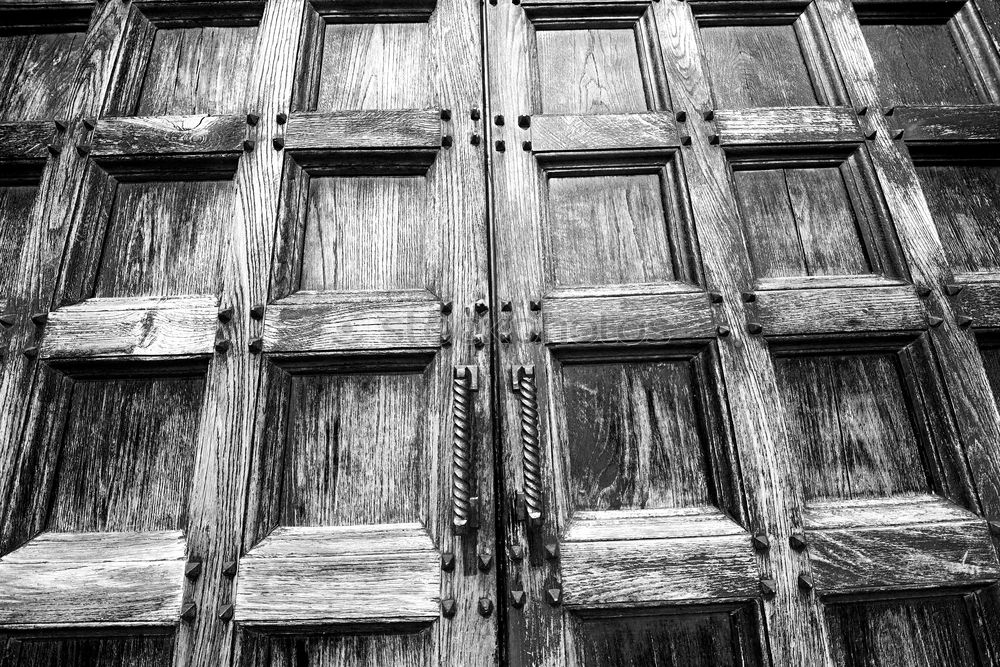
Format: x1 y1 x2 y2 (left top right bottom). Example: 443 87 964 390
249 338 264 354
475 300 489 315
759 578 777 598
494 115 505 126
30 313 48 327
916 285 932 297
544 541 559 560
988 520 1000 537
675 110 687 122
76 145 91 156
703 109 715 121
441 598 457 618
709 134 720 145
522 140 532 151
441 301 453 315
471 108 481 121
501 300 512 312
747 322 763 335
474 335 486 348
218 604 234 621
751 533 770 552
441 552 455 572
478 551 493 572
680 134 692 146
181 603 197 621
243 139 255 152
246 113 260 126
928 315 944 328
250 304 265 320
717 325 731 337
510 545 524 561
83 118 96 131
866 130 877 140
441 109 452 121
185 560 202 580
495 140 506 152
798 573 814 592
272 137 284 150
0 314 15 327
471 134 481 145
884 106 895 116
441 334 452 347
789 532 807 551
500 333 511 343
276 112 288 125
47 145 60 157
518 115 531 128
893 129 904 140
856 105 868 116
510 590 526 608
478 598 494 617
54 120 68 132
958 315 973 329
215 339 231 353
709 291 723 304
944 284 964 296
530 331 542 343
442 135 453 148
23 346 39 359
741 291 756 302
545 588 562 606
218 307 234 323
222 561 237 577
530 299 542 311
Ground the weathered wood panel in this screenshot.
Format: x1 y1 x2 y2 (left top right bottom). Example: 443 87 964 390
90 115 245 156
530 113 679 153
1 634 175 667
239 629 433 667
564 506 745 542
753 287 925 335
0 31 86 121
543 293 714 344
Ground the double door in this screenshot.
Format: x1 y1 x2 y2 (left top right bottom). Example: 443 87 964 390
2 0 1000 665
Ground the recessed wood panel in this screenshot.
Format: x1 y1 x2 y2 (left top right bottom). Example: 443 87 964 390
136 26 257 115
775 353 928 502
547 173 676 288
0 181 39 296
316 23 431 111
281 370 429 526
299 176 428 292
826 589 1000 667
571 606 764 666
862 21 983 105
48 376 205 532
95 179 232 298
0 635 175 667
560 358 713 511
536 28 647 114
0 32 85 121
700 23 817 108
734 166 872 279
240 628 432 667
915 162 1000 273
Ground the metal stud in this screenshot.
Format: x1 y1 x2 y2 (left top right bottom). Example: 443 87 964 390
441 301 453 315
988 520 1000 537
442 135 453 148
250 304 265 320
510 590 526 608
522 140 532 151
545 588 562 606
441 598 457 618
249 338 264 354
530 330 542 343
76 145 91 156
216 307 233 323
958 315 973 329
741 291 756 302
501 299 512 311
510 545 524 561
47 145 60 157
789 532 807 551
215 338 231 353
865 130 877 140
798 573 814 592
218 604 234 621
916 285 932 297
54 119 68 132
83 118 97 131
494 115 505 126
474 335 485 348
893 129 904 140
222 561 238 577
23 346 39 359
181 603 197 621
544 540 559 560
475 299 489 315
752 533 770 552
441 552 456 572
709 291 723 303
517 115 531 129
747 322 763 335
717 325 731 337
478 598 494 617
471 108 481 121
31 313 48 327
495 140 506 152
944 284 964 296
759 578 777 598
927 315 944 327
185 560 202 580
246 113 260 126
243 139 255 152
530 299 542 311
709 133 720 145
0 314 14 327
884 106 895 116
500 333 511 343
675 110 687 122
680 134 692 146
856 105 868 116
276 112 288 125
703 109 715 121
471 134 481 146
441 109 452 121
272 137 284 150
441 334 452 347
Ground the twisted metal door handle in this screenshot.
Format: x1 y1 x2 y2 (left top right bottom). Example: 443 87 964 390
514 365 543 526
453 366 478 533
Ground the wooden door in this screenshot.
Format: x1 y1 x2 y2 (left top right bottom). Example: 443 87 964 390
488 0 1000 665
0 1 495 666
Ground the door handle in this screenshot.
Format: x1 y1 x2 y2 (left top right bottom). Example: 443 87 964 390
514 365 543 527
452 365 479 533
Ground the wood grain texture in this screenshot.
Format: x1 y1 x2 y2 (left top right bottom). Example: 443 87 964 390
263 292 442 353
246 523 433 558
808 522 999 592
560 534 758 606
284 110 441 152
564 506 746 542
41 295 217 359
0 122 54 159
715 107 861 146
753 286 926 335
803 493 978 530
961 282 1000 327
91 115 245 156
1 635 175 667
237 527 439 626
0 531 185 629
543 293 715 344
136 25 257 115
531 113 679 153
0 31 86 121
238 630 433 667
896 105 1000 143
0 180 41 299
